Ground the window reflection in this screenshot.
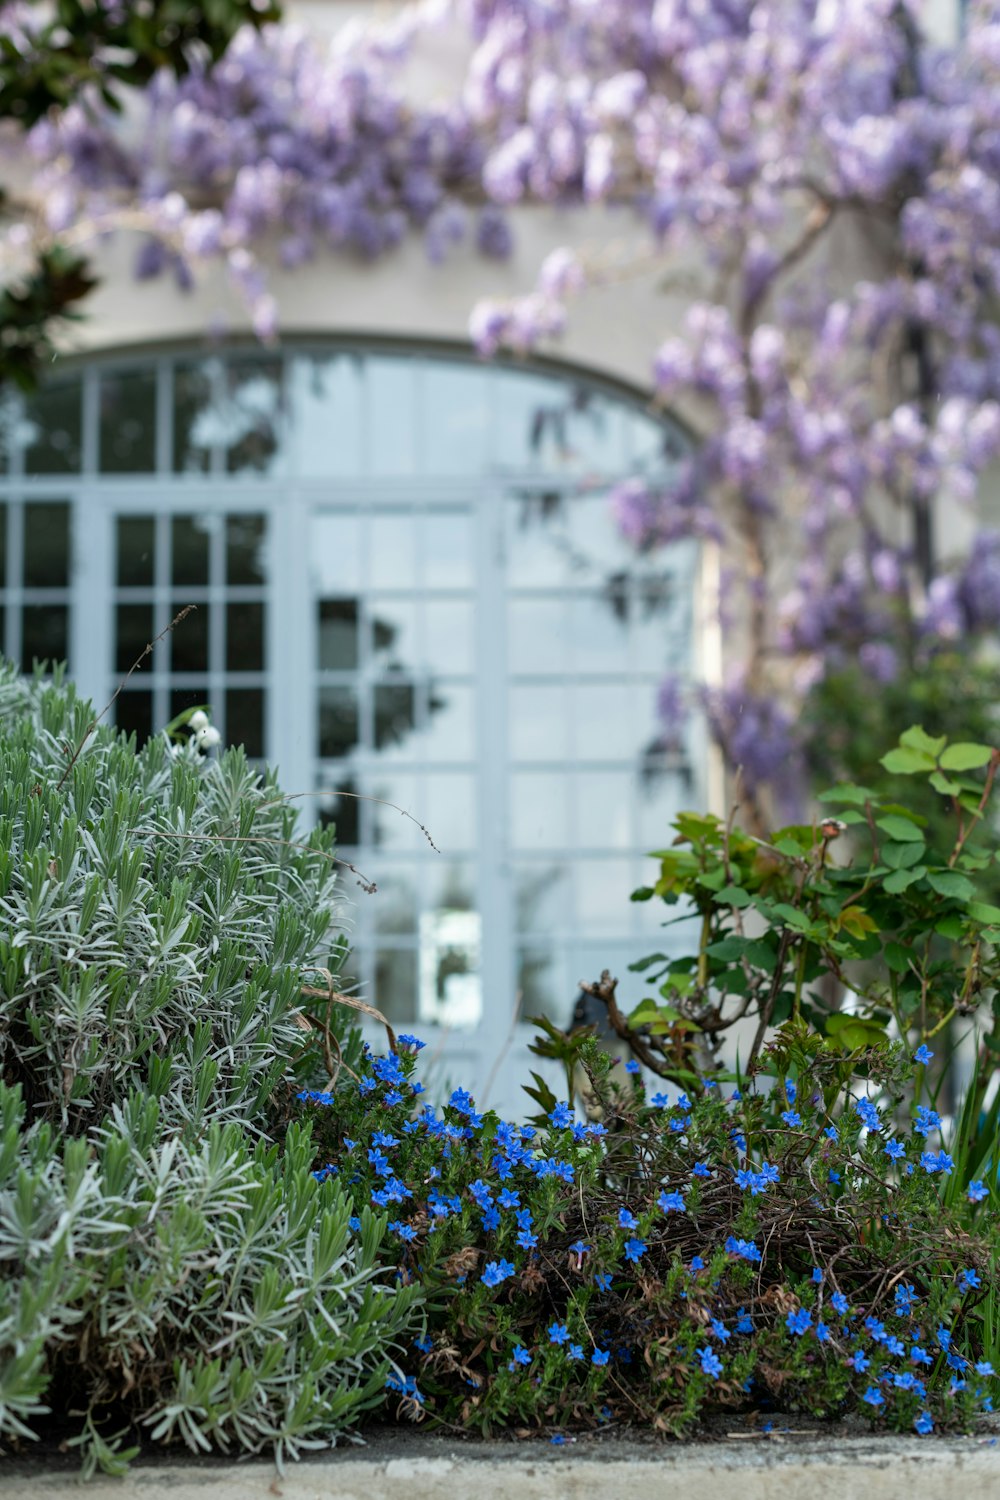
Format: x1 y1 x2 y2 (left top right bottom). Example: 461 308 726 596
418 909 481 1028
23 378 82 474
318 685 359 759
99 369 157 472
318 599 359 670
222 360 286 475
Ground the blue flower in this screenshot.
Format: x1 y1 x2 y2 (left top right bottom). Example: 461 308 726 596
785 1079 797 1103
414 1334 433 1353
913 1044 934 1065
698 1346 723 1379
967 1180 989 1203
911 1346 932 1366
592 1349 610 1366
937 1325 952 1351
781 1110 802 1127
549 1102 574 1128
516 1229 538 1250
884 1336 905 1357
569 1239 590 1258
650 1092 670 1108
894 1371 917 1390
691 1162 712 1178
388 1221 418 1241
510 1346 531 1367
625 1059 641 1075
690 1255 705 1271
884 1139 906 1161
920 1150 953 1175
498 1189 521 1209
618 1208 639 1229
448 1087 477 1116
786 1307 812 1337
397 1034 426 1051
914 1412 934 1435
849 1350 870 1372
481 1259 515 1287
824 1125 839 1141
594 1272 613 1292
831 1291 849 1315
736 1310 754 1334
828 1169 841 1184
913 1105 941 1138
976 1361 996 1376
811 1267 824 1284
676 1093 692 1111
481 1206 501 1232
550 1435 570 1445
548 1323 569 1345
710 1318 730 1343
854 1097 881 1131
725 1236 761 1263
893 1284 917 1315
624 1237 647 1263
862 1387 884 1407
567 1344 584 1361
658 1189 687 1213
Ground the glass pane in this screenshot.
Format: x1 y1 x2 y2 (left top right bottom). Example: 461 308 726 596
575 859 634 928
423 771 476 852
318 599 358 670
318 685 359 759
626 409 687 471
493 370 568 470
508 599 569 674
633 572 684 671
426 859 476 914
171 600 209 672
570 590 631 673
423 512 474 589
226 688 265 758
517 945 559 1015
509 683 570 761
227 601 265 672
369 511 417 589
371 772 422 851
115 690 153 746
317 773 361 846
117 516 155 587
99 369 157 472
0 393 15 474
21 604 68 669
572 683 637 761
290 354 364 477
370 598 416 671
511 771 569 850
115 603 154 674
572 770 633 849
0 501 6 584
23 378 82 474
514 862 571 935
424 599 474 674
420 682 474 761
226 514 267 586
173 360 216 473
373 870 419 935
172 515 211 587
421 361 490 475
24 502 70 587
505 492 573 587
636 762 688 839
368 357 417 477
374 947 418 1026
374 681 417 755
418 910 482 1028
310 513 362 595
170 685 206 722
222 360 286 475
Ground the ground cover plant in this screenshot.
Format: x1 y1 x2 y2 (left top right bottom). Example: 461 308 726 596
0 664 421 1475
297 727 1000 1440
298 1030 997 1441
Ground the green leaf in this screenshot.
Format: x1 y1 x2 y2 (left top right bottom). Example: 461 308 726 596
939 743 995 772
817 784 875 805
717 884 752 908
882 867 926 893
935 914 965 940
882 841 926 871
928 770 962 797
899 726 949 757
630 886 654 902
925 870 977 901
968 901 1000 926
880 746 935 775
883 942 912 974
876 814 924 842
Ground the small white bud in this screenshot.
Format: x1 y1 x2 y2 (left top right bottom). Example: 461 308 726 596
195 725 222 751
189 710 210 732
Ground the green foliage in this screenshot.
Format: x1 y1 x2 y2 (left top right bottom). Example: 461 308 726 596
1 0 281 126
299 1036 997 1440
622 725 1000 1089
0 661 343 1135
0 243 97 392
0 1085 420 1474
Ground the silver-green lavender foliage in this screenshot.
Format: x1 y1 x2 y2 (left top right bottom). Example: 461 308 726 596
0 664 344 1134
0 1083 421 1474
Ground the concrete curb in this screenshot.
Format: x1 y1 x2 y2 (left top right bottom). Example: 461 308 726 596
2 1433 999 1499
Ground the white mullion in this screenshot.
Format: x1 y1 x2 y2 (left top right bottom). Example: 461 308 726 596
209 507 227 739
70 486 111 711
7 497 23 670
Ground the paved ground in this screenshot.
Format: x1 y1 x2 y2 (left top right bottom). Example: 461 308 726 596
2 1423 998 1498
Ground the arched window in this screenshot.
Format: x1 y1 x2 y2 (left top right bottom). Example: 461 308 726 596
0 344 702 1110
